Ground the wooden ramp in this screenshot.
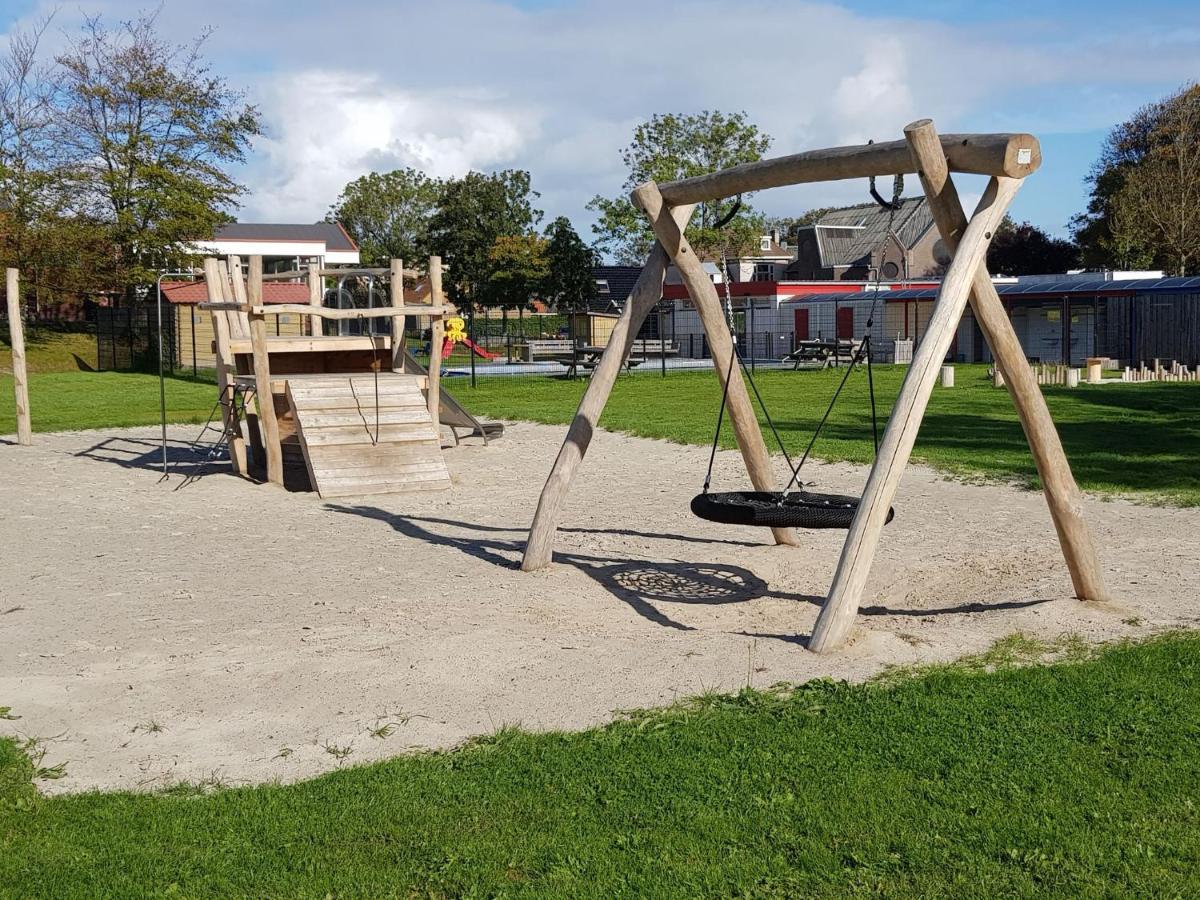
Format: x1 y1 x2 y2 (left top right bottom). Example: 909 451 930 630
285 373 451 498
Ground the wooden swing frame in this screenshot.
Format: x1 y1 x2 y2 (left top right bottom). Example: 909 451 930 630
521 118 1107 652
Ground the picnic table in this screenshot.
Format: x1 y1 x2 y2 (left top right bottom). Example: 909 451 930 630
782 339 863 370
553 345 644 378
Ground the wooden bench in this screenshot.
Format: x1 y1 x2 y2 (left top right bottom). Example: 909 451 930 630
628 339 679 358
523 339 576 362
782 339 863 370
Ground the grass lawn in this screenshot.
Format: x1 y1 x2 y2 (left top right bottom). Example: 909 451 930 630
460 364 1200 505
1 327 99 374
0 372 216 434
3 362 1198 504
2 634 1198 896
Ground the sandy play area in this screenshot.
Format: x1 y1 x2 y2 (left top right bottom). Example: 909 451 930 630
2 421 1198 794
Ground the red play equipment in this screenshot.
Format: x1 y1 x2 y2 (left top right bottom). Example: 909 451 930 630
441 336 497 361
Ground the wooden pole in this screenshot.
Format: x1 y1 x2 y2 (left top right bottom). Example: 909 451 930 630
522 204 696 571
809 176 1021 652
658 132 1040 206
203 258 247 475
247 255 284 486
307 262 323 337
427 256 444 442
390 258 405 372
5 268 31 445
904 118 1106 606
632 181 798 549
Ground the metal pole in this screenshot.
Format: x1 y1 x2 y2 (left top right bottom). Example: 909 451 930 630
749 298 756 373
659 304 666 378
156 273 169 478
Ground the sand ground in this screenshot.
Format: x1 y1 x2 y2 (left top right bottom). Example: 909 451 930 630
1 422 1197 794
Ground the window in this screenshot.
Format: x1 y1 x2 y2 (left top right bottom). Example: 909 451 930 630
759 236 771 252
595 279 610 294
753 263 773 282
881 261 900 279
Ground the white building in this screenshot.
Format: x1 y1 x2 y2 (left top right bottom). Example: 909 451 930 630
192 222 360 271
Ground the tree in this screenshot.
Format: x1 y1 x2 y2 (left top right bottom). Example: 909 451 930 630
326 168 441 267
542 216 598 311
1072 84 1200 270
54 11 261 297
482 234 548 312
1109 88 1200 276
426 169 542 305
587 111 770 264
986 216 1080 276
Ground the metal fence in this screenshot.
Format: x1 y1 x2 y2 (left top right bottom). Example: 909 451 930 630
96 305 178 373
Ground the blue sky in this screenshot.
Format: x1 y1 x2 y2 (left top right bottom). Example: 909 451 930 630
4 0 1198 243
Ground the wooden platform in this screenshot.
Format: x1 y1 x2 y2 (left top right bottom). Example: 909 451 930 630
284 373 451 498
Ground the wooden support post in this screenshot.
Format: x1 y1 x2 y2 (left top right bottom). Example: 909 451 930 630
427 256 444 441
203 258 247 475
632 181 797 549
522 204 696 571
246 256 283 486
810 175 1021 653
5 268 31 445
390 258 405 372
902 118 1107 609
307 263 323 336
940 365 955 387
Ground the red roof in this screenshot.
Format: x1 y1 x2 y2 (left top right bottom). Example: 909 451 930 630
161 281 310 304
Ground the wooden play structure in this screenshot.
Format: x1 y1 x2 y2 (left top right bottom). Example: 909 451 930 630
522 119 1109 652
198 254 488 498
4 268 32 446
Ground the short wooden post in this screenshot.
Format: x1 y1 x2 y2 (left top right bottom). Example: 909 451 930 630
632 181 797 549
427 256 445 441
5 268 31 445
522 204 696 571
1066 368 1080 388
810 175 1022 653
993 366 1005 388
307 263 323 336
902 118 1107 611
247 255 283 485
390 258 405 372
940 365 955 387
1086 357 1102 384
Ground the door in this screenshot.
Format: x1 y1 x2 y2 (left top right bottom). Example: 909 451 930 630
836 306 855 340
793 308 810 341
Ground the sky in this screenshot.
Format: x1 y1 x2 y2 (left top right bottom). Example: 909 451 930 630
4 0 1199 247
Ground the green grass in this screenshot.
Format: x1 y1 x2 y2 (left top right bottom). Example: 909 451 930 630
3 633 1199 896
1 327 99 374
0 371 217 434
461 364 1200 505
3 363 1198 504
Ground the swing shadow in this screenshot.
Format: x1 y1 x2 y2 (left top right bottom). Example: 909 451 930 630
74 436 229 479
324 508 1052 639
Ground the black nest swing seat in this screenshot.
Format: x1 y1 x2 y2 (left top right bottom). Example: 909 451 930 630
690 490 893 530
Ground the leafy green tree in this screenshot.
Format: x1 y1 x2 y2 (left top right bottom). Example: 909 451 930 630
482 234 548 312
987 217 1080 276
1109 88 1200 276
588 111 771 264
326 168 441 267
1072 84 1200 270
54 11 261 297
542 216 598 311
426 169 542 305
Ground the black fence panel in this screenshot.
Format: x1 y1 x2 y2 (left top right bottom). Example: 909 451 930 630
96 305 177 373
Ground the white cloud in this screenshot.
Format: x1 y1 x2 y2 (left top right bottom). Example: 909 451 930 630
243 71 537 220
6 0 1200 239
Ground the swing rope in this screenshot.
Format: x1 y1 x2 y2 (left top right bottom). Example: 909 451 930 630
691 167 903 529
